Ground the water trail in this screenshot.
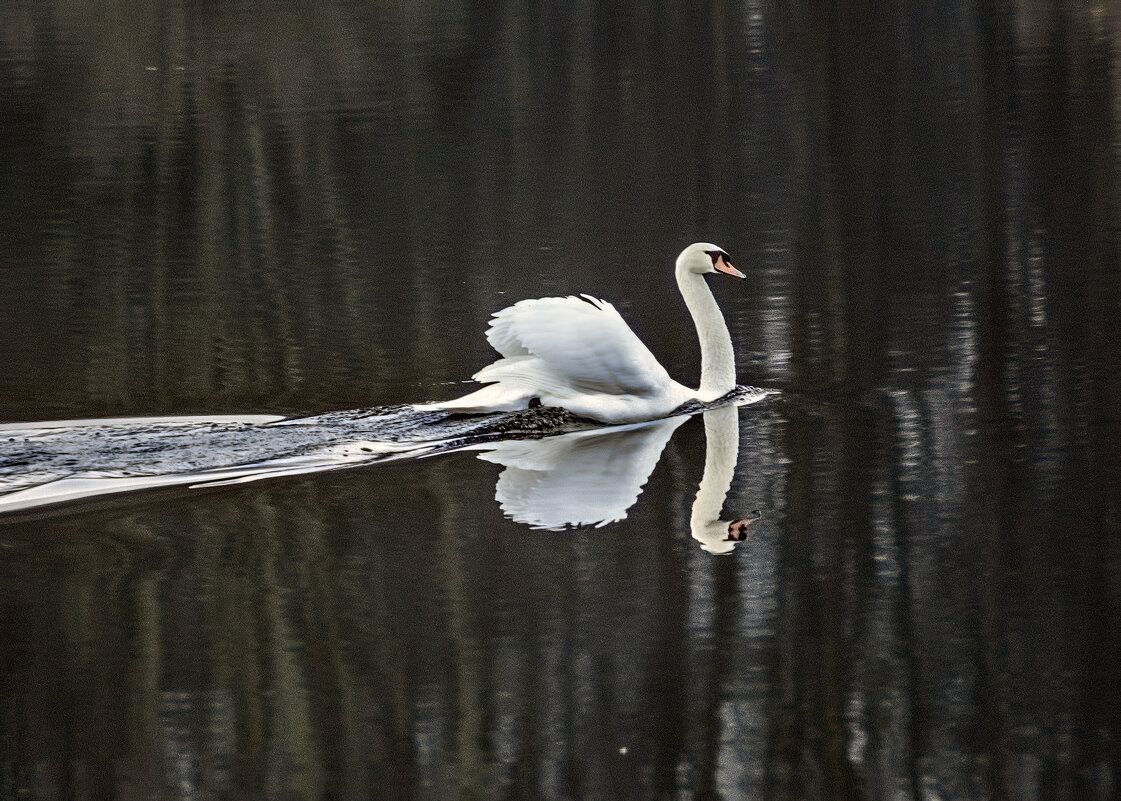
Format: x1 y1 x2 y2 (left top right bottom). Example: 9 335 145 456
0 387 774 515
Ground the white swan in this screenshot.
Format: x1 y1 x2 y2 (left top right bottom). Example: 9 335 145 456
418 242 746 423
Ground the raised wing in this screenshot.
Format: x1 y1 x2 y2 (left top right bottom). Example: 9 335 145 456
482 295 675 396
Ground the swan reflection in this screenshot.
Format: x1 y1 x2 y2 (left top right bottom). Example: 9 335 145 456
468 417 688 530
468 403 759 553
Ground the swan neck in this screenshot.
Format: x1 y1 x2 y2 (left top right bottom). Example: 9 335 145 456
690 406 740 550
677 267 736 399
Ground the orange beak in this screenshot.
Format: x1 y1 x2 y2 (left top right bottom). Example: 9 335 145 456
714 254 746 279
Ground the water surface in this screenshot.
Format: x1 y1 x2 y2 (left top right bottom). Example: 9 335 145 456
1 2 1119 799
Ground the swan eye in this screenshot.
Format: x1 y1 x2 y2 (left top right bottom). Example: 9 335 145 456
705 250 729 266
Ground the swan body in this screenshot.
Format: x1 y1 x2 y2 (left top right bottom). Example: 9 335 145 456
419 242 745 424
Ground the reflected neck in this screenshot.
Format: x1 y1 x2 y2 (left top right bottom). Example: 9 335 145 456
676 267 736 399
690 405 740 553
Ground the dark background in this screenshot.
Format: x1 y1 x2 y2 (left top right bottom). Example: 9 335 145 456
1 2 1119 798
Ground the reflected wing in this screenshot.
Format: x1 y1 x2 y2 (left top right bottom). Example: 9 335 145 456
475 417 688 529
481 296 675 396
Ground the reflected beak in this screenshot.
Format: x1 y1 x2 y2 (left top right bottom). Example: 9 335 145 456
714 254 746 279
725 512 761 542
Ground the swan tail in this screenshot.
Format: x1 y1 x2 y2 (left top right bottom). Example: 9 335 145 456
474 356 577 399
415 355 574 414
414 380 532 414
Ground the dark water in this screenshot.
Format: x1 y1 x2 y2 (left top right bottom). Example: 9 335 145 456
2 2 1120 799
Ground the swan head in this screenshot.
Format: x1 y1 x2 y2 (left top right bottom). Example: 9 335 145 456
677 242 746 279
693 511 761 555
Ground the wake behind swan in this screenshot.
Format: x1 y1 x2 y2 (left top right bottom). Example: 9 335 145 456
0 388 772 517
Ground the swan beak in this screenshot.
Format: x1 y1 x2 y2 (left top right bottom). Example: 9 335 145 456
714 255 746 279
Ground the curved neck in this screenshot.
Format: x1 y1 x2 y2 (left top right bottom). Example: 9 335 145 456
690 405 739 553
676 267 736 399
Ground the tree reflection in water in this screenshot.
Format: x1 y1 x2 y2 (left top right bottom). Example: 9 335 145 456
0 0 1118 798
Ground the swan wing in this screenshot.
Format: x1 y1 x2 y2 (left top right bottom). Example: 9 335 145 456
483 295 675 396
